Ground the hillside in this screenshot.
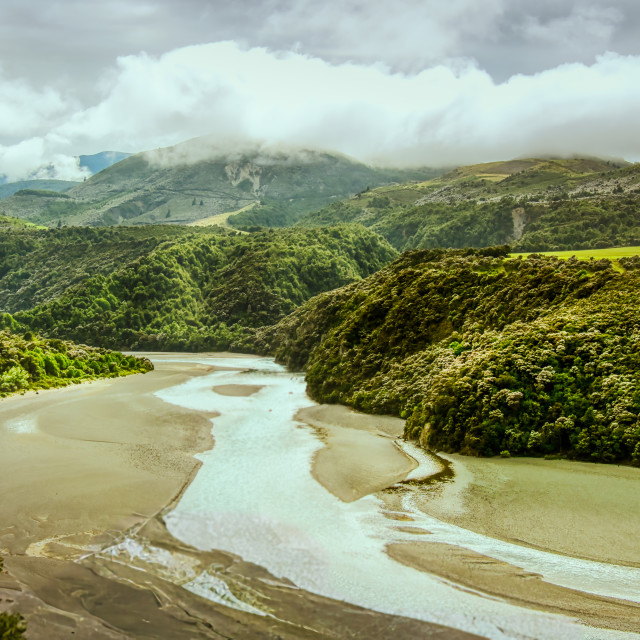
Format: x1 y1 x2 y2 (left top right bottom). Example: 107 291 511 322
0 180 79 200
300 158 640 252
0 138 435 228
2 225 396 351
0 225 214 313
257 247 640 464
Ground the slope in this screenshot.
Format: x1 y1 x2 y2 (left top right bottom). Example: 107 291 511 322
4 225 397 351
258 247 640 464
0 138 436 228
300 157 640 252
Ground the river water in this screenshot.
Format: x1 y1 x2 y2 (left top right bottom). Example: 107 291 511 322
142 354 640 640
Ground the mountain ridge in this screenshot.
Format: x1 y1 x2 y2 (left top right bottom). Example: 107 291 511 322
0 138 436 228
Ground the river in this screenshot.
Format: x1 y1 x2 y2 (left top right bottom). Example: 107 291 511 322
101 354 640 640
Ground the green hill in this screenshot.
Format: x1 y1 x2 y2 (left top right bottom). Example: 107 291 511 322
0 225 211 313
3 225 396 351
0 138 436 228
257 247 640 464
300 158 640 252
0 180 79 200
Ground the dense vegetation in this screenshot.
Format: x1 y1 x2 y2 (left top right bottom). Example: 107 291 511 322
0 558 26 639
300 159 640 252
0 329 151 396
258 248 640 464
0 225 211 312
1 224 396 351
0 610 25 639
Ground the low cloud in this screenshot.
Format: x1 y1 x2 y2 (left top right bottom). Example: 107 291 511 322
1 42 640 180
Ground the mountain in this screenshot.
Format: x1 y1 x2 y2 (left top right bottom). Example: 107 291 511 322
1 223 396 351
257 246 640 464
78 151 131 174
0 180 79 200
300 157 640 252
0 138 437 228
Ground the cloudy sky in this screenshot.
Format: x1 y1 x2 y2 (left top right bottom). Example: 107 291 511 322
1 0 639 181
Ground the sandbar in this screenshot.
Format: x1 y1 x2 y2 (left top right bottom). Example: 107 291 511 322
212 383 264 397
300 406 640 634
403 454 640 566
388 541 640 633
296 404 415 502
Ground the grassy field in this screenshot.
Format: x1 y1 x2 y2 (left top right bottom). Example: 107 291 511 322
511 246 640 260
510 246 640 273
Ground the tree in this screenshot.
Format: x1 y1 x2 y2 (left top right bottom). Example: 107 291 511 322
0 612 27 639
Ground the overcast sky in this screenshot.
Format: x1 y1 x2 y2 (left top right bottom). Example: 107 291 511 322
1 0 639 180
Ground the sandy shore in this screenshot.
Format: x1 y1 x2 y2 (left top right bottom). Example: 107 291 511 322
407 453 640 567
0 357 481 640
302 409 640 634
297 404 415 502
0 361 216 557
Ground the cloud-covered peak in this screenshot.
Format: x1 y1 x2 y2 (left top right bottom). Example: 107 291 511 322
0 1 639 180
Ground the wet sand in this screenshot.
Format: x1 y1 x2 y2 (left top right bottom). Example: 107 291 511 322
212 383 264 397
0 358 481 640
297 404 415 502
409 454 640 567
388 542 640 634
304 411 640 634
0 361 216 556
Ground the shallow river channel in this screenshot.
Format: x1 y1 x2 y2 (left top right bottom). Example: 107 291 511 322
115 354 640 640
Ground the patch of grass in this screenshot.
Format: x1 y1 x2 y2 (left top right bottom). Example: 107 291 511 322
511 246 640 273
511 246 640 260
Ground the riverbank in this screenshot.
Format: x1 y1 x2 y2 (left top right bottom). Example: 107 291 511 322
404 453 640 567
0 355 482 640
300 408 640 635
0 360 216 557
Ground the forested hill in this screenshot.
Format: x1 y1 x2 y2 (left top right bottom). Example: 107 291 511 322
257 247 640 464
1 224 396 351
0 138 434 228
299 158 640 252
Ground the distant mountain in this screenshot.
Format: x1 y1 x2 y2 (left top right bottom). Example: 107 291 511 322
300 157 640 252
78 151 132 174
0 179 79 200
0 138 437 228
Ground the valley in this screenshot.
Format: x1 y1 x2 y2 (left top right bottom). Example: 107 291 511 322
1 146 640 639
1 354 638 639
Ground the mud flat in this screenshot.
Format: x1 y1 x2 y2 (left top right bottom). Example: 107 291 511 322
404 453 640 567
0 355 480 640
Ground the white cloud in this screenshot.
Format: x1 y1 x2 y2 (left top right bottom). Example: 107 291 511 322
0 70 71 139
0 136 90 182
1 42 640 180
